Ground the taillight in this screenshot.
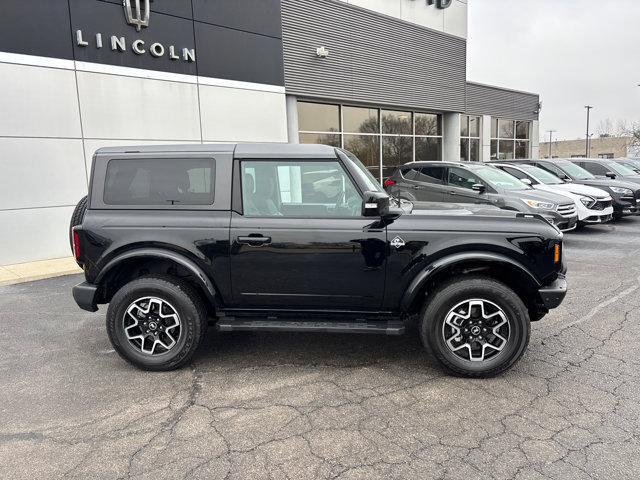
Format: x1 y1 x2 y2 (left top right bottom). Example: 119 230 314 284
72 229 81 261
383 178 396 188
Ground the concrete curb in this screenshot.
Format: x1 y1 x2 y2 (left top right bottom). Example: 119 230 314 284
0 257 82 287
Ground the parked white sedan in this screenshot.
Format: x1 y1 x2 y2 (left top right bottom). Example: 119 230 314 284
491 163 614 226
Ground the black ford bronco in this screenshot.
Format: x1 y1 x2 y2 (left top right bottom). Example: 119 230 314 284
71 143 567 377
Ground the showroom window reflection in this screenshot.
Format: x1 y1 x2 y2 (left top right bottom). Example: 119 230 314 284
460 115 481 162
297 101 443 181
490 118 531 160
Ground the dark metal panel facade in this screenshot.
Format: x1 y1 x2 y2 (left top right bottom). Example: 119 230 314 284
0 0 74 60
281 0 467 112
466 82 540 120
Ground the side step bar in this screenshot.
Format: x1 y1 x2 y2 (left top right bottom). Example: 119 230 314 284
216 318 405 336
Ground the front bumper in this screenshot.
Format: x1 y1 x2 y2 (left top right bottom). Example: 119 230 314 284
73 282 99 312
538 275 567 310
544 214 578 232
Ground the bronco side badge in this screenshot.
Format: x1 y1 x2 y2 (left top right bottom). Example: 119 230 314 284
390 236 405 249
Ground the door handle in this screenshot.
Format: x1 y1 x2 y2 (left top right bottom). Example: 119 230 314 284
237 235 272 246
412 185 420 190
449 190 457 195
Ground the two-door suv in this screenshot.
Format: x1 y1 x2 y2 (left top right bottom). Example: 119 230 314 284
71 144 567 377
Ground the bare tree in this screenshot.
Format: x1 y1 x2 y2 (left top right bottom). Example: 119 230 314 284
596 118 614 137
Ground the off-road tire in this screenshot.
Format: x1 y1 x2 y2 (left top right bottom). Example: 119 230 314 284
420 275 530 378
69 196 88 252
106 275 208 371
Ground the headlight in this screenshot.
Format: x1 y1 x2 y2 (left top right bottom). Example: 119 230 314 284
521 199 556 210
611 187 633 195
580 196 595 207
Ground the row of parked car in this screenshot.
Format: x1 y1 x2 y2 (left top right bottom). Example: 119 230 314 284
384 157 640 231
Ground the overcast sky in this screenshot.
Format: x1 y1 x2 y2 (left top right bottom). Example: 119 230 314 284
467 0 640 142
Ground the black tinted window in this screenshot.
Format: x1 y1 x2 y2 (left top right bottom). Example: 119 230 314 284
502 166 528 181
448 167 479 190
104 158 214 206
581 162 608 175
402 166 444 184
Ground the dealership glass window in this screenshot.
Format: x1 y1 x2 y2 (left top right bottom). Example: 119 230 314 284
344 135 381 179
297 102 340 133
297 101 442 182
460 115 481 162
491 118 531 160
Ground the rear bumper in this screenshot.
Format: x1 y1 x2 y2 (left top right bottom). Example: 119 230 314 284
73 282 99 312
538 275 567 310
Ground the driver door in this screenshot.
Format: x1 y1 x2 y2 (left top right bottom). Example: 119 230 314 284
445 167 492 205
229 159 387 310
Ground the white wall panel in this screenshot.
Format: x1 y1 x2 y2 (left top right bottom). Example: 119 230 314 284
76 72 201 141
443 1 468 39
0 206 75 265
200 86 287 143
338 0 467 38
0 62 81 138
82 139 201 180
0 138 86 210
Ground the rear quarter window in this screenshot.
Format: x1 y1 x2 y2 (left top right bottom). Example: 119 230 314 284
104 158 215 206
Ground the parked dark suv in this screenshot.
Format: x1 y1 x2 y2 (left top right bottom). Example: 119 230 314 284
384 161 578 231
512 159 640 217
71 144 567 377
570 158 640 185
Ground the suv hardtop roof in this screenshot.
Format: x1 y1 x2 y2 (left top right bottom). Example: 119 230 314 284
94 143 339 159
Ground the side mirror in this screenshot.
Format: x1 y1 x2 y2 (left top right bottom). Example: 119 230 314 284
605 171 617 179
520 178 533 186
362 191 390 217
362 191 402 221
471 184 486 193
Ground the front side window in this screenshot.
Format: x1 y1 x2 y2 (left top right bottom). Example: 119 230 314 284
104 158 214 206
448 167 480 190
241 161 362 218
605 161 635 176
557 161 595 180
476 166 529 191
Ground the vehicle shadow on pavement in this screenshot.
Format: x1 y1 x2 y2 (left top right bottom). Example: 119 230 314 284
193 328 441 374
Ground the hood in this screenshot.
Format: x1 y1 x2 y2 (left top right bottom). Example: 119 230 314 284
552 183 611 199
408 201 514 217
391 209 560 238
509 188 573 205
577 178 640 191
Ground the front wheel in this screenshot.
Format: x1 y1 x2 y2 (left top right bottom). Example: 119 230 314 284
106 276 207 371
420 276 530 378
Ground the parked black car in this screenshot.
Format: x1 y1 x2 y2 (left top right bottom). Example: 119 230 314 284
70 144 567 378
570 158 640 185
384 161 578 231
509 159 640 218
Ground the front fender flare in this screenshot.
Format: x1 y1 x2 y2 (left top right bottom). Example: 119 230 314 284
95 248 216 300
400 252 541 312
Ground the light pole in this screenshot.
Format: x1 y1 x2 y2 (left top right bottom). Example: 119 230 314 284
546 130 556 158
585 106 593 157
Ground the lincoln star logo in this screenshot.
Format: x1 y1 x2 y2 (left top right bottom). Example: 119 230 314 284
390 236 406 249
123 0 150 32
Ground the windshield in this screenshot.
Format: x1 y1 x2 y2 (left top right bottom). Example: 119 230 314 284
557 161 595 180
475 166 531 191
519 165 564 185
604 161 637 176
339 150 384 193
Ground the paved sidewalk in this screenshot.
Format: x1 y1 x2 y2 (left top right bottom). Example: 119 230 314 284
0 257 82 286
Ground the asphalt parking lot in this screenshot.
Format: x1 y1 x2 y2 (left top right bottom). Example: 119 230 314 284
1 218 640 480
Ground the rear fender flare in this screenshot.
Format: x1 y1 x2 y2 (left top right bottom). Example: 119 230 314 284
95 248 216 301
400 252 541 312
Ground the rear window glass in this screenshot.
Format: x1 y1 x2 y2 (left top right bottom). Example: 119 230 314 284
104 158 214 206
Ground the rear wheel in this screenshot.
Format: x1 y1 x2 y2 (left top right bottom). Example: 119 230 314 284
420 276 530 378
69 196 87 252
106 276 207 371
